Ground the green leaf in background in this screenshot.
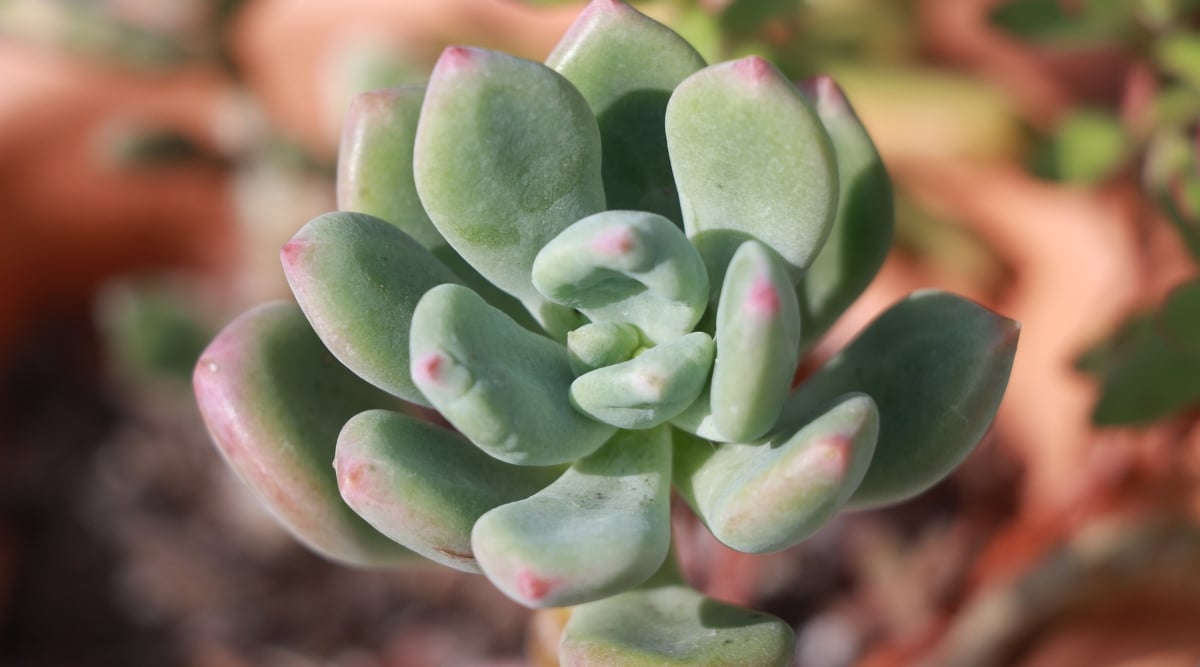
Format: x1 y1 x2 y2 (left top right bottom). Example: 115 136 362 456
1032 109 1130 184
1084 304 1200 424
988 0 1135 46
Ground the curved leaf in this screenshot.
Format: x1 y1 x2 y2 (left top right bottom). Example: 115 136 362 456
532 210 709 343
547 0 706 223
334 409 561 572
282 211 460 407
413 46 603 335
666 56 838 284
784 290 1019 508
472 427 671 608
674 394 878 553
192 302 412 567
409 284 616 465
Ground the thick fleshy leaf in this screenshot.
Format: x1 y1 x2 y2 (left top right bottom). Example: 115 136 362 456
669 380 727 442
711 241 802 442
413 46 604 335
547 0 706 223
336 87 539 331
567 321 644 376
409 284 616 465
784 290 1019 508
674 394 878 553
666 56 838 283
796 76 893 349
192 302 412 567
532 210 709 343
471 427 671 608
571 332 714 429
334 409 562 573
560 558 794 666
337 86 444 249
281 211 459 407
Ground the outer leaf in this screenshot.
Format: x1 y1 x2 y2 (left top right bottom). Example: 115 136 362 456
711 241 802 442
532 210 709 343
784 290 1019 508
282 211 460 407
674 394 878 553
571 332 714 429
334 410 561 573
666 56 838 283
337 86 444 249
560 559 794 666
471 427 672 608
547 0 706 223
796 76 893 349
409 284 616 465
192 302 412 567
337 88 539 331
413 46 604 335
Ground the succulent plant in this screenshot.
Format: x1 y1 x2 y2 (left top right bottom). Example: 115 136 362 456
193 1 1019 662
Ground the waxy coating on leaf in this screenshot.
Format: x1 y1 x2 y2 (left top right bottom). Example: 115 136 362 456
547 0 706 223
675 393 879 553
711 241 802 442
471 427 672 608
193 302 412 567
783 290 1020 508
532 210 709 343
570 332 714 429
337 86 444 250
409 284 616 466
337 87 541 333
282 211 460 407
795 75 894 350
334 410 562 573
666 55 838 284
560 558 794 666
413 45 605 335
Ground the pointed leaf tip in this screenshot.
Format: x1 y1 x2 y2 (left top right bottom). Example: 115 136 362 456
733 55 775 83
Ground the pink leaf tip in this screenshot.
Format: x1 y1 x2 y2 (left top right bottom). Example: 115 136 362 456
436 46 476 74
414 352 444 384
515 569 558 602
590 226 636 256
734 56 775 84
745 276 780 318
280 239 310 267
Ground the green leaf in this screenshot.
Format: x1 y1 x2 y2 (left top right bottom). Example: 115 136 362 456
281 211 460 407
568 321 645 376
192 302 413 567
571 332 714 430
413 46 604 335
666 56 838 284
409 284 616 465
472 427 672 608
334 409 561 572
532 210 709 344
1081 296 1200 425
674 394 878 553
547 0 706 223
337 86 445 249
560 563 794 666
785 291 1019 508
711 241 802 442
988 0 1134 46
796 76 893 349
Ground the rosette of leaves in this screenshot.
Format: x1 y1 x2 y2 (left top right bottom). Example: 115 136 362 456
193 1 1018 663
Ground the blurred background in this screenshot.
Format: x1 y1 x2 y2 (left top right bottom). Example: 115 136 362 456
3 0 1200 665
